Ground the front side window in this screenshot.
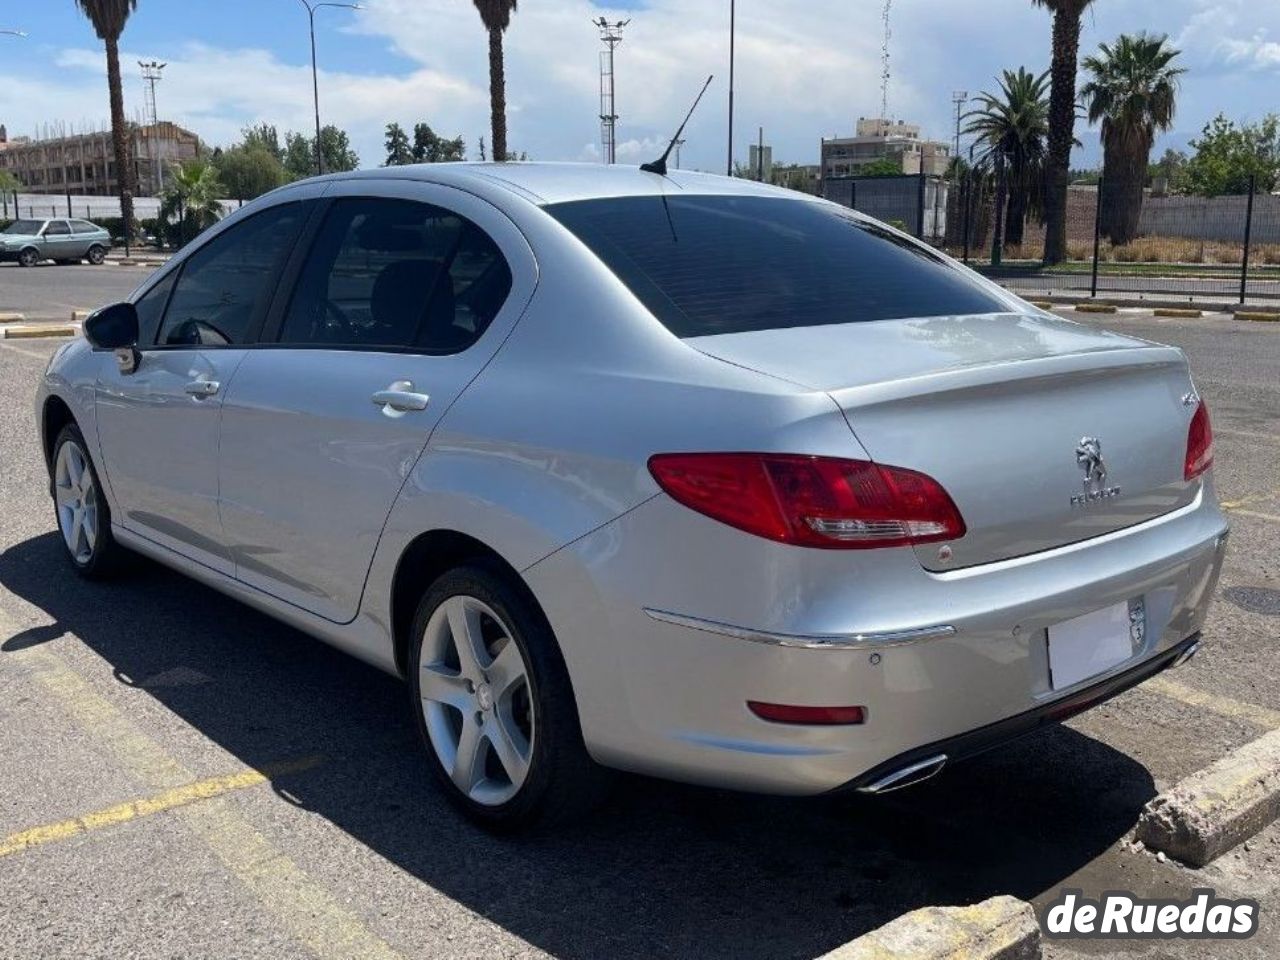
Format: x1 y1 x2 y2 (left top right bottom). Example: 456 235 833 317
545 195 1011 338
278 197 512 353
134 271 179 346
158 203 306 347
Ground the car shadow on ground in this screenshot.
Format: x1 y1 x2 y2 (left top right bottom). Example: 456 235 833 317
0 532 1158 960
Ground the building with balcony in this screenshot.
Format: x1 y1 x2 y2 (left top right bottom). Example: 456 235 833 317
820 118 951 181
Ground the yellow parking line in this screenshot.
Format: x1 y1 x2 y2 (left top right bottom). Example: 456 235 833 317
1 605 406 960
0 764 314 858
1144 676 1280 730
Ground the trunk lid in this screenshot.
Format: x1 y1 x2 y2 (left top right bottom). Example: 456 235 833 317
689 313 1199 570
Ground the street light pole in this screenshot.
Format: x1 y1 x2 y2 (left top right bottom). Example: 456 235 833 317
727 0 735 176
296 0 362 178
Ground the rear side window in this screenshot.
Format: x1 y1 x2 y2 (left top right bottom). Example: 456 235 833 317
70 220 100 235
277 197 512 353
545 195 1009 338
158 203 306 346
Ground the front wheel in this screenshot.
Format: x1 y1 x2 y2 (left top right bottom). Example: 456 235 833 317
18 248 39 268
408 563 611 831
86 245 107 265
52 424 127 578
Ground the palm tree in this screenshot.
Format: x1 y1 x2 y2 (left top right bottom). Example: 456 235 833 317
1081 33 1184 246
158 159 225 248
74 0 140 248
1032 0 1095 265
472 0 518 162
965 68 1051 249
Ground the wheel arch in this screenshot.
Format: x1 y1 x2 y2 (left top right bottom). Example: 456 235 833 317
389 529 555 680
41 394 77 474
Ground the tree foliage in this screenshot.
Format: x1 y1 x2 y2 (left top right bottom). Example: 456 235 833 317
384 123 413 166
1082 33 1184 244
211 144 286 201
966 67 1051 247
282 126 360 179
159 158 225 247
413 123 466 163
1178 114 1280 196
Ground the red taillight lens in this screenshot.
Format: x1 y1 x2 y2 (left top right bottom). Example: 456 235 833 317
647 453 966 549
747 702 866 725
1184 400 1214 481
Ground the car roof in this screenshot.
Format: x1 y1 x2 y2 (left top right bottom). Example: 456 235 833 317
297 161 816 207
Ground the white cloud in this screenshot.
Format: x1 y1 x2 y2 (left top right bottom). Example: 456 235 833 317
3 0 1280 174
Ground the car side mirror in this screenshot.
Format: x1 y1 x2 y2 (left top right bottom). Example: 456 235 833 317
83 302 141 375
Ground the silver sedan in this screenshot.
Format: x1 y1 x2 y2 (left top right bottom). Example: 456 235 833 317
35 163 1228 830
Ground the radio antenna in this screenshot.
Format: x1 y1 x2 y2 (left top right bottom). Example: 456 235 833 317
640 74 714 176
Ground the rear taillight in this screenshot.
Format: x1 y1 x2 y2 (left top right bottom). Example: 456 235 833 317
1184 400 1214 481
647 453 966 550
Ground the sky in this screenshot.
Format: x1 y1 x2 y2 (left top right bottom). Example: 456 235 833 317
1 0 1278 174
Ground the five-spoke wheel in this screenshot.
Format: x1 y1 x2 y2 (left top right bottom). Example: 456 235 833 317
50 424 125 577
409 563 611 830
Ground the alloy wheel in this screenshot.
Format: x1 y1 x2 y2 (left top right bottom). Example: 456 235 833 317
418 594 535 806
55 441 98 564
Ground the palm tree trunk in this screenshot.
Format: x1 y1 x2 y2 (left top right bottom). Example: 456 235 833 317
1006 175 1028 248
488 28 507 162
105 35 136 248
1042 8 1082 266
991 153 1008 266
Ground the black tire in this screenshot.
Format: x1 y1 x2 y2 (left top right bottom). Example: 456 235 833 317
86 245 107 265
51 424 128 579
408 561 611 831
18 248 39 268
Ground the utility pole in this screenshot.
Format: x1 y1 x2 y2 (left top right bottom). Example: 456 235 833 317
296 0 363 177
952 90 967 162
727 0 735 176
594 17 629 165
140 61 167 195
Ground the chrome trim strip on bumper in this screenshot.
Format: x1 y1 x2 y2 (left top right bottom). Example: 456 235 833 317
642 608 957 650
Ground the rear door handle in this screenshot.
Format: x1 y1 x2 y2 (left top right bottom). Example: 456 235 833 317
372 380 430 414
184 379 220 398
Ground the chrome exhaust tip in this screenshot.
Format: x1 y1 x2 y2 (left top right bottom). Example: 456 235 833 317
1172 640 1201 670
857 754 948 795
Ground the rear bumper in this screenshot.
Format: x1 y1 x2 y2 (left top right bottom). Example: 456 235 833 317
525 482 1229 796
843 631 1201 794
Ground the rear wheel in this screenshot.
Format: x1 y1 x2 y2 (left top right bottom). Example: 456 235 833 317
18 248 39 268
86 245 107 265
408 563 610 831
52 424 126 578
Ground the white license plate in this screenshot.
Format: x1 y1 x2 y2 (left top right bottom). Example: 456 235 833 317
1048 601 1134 691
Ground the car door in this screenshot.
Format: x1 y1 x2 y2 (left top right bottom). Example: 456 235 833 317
40 220 74 259
68 220 99 258
217 181 536 623
94 198 315 575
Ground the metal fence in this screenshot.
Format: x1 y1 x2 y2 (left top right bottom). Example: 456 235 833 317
1 191 240 223
822 174 949 242
946 174 1280 305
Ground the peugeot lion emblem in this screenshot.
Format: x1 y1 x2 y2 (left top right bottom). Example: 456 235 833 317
1071 437 1121 506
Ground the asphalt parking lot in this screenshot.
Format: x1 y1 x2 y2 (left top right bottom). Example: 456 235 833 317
1 303 1279 959
0 261 154 321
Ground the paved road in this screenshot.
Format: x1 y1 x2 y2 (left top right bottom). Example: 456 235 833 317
1 310 1279 959
0 262 157 320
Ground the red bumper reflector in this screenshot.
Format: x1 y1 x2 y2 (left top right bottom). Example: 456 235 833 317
747 701 867 725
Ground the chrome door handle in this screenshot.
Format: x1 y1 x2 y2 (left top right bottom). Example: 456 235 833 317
184 379 220 398
371 380 430 414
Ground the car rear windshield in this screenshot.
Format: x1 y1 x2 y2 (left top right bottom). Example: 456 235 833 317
4 220 43 236
544 195 1010 338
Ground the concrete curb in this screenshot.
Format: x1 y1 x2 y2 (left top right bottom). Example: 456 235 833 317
1237 311 1280 323
1135 727 1280 868
1001 289 1238 313
1154 308 1204 319
1 324 81 340
817 896 1040 960
0 312 26 323
71 309 93 322
1074 303 1118 314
